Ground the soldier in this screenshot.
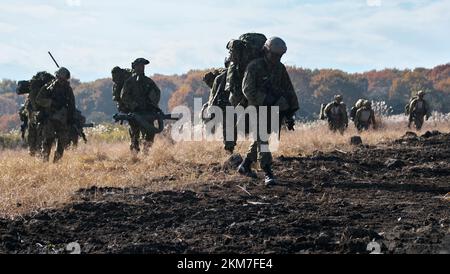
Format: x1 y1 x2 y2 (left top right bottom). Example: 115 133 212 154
238 37 298 186
16 72 55 156
354 100 376 131
349 99 366 122
27 72 55 156
120 58 161 154
225 39 246 107
320 95 348 134
36 67 76 162
202 51 236 153
406 90 431 130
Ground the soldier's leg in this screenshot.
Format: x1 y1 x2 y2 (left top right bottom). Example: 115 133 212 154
337 121 345 135
415 116 424 130
258 140 275 186
41 121 55 162
142 132 155 155
237 141 258 178
408 114 413 129
53 123 69 163
128 121 140 152
222 109 236 154
258 107 275 186
28 122 38 156
34 122 43 157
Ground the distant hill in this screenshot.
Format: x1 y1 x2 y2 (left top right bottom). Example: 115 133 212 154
1 63 450 132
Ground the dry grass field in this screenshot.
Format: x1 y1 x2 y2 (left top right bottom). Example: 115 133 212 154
1 115 449 219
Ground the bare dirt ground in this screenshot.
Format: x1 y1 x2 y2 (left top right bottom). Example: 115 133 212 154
0 131 449 254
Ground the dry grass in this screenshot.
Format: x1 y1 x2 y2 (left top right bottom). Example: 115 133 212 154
1 116 449 219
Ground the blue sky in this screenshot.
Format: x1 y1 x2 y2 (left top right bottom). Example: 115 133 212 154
0 0 449 81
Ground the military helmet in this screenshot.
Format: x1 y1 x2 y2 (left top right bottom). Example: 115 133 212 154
132 58 150 68
263 37 287 55
111 66 122 74
55 67 70 79
334 95 343 102
226 39 245 51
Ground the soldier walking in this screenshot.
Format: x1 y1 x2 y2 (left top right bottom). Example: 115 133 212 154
406 90 431 130
237 37 298 186
120 58 161 154
36 67 76 162
320 95 348 134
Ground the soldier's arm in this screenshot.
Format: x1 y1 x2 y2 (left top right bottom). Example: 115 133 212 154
409 99 417 113
242 64 264 106
67 86 76 123
355 109 361 122
148 79 161 107
323 103 332 117
281 66 299 113
342 104 349 125
208 75 220 106
35 85 52 109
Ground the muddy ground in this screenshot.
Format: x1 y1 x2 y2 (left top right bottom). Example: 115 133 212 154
1 131 449 254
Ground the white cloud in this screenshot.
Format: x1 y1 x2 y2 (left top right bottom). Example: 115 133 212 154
367 0 382 7
66 0 81 7
0 0 449 80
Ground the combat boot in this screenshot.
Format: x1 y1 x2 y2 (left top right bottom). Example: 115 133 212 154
238 158 257 179
263 167 276 187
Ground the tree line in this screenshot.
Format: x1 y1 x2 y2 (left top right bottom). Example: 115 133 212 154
1 63 449 132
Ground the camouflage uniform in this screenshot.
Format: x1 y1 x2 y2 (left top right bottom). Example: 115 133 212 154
29 73 56 155
406 91 430 130
355 101 376 131
239 37 299 186
16 72 54 156
322 95 348 134
120 58 161 153
111 67 133 112
36 68 76 162
206 68 236 153
226 34 266 108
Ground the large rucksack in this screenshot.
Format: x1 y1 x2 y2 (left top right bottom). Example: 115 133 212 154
111 67 133 111
16 71 54 95
227 33 267 106
350 99 367 121
238 33 267 69
111 67 132 101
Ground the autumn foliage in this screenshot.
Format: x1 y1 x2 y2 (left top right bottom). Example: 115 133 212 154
1 63 450 132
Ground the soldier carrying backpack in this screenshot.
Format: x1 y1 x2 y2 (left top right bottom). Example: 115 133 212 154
405 90 431 130
354 100 376 131
111 66 133 112
320 94 348 134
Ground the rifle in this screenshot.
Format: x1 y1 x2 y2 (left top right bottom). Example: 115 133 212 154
72 123 94 143
48 51 60 68
113 111 181 135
